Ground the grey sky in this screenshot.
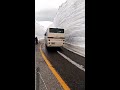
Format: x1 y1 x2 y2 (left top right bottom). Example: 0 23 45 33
35 9 58 22
35 0 66 22
35 0 66 12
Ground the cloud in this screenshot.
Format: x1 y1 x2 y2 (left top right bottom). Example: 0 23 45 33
35 0 67 12
35 8 58 22
38 21 53 30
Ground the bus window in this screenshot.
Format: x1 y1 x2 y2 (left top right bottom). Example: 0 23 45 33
49 28 64 33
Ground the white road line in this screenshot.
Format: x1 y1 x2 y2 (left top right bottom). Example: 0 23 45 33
38 72 48 90
57 51 85 72
63 46 85 57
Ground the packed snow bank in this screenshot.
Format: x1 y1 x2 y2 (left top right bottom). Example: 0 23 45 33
53 0 85 57
38 21 53 31
48 23 55 28
35 21 45 40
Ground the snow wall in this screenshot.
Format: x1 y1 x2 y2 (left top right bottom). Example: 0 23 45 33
53 0 85 57
35 21 45 40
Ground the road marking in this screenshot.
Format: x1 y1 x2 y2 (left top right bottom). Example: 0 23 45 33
38 72 48 90
57 51 85 72
40 45 70 90
63 46 85 57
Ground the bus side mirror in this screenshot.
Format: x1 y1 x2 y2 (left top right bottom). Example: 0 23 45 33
44 33 46 36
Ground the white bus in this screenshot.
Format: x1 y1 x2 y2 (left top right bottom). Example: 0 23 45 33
44 28 65 48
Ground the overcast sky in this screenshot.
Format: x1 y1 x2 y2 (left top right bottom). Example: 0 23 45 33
35 0 67 28
35 0 66 12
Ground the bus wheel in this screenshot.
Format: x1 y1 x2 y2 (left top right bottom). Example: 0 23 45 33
45 44 49 50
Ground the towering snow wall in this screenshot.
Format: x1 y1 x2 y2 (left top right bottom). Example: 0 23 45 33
53 0 85 57
35 21 45 40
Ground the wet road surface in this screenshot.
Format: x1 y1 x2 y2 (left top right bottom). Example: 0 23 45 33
41 42 85 90
35 42 63 90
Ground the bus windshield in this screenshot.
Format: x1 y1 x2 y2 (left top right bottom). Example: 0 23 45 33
49 28 64 33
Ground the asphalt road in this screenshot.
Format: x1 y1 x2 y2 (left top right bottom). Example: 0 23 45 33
35 42 63 90
41 42 85 90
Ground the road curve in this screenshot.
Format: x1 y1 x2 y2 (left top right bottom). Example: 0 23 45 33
41 42 85 90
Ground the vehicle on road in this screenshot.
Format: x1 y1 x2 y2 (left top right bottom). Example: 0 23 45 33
44 28 65 48
35 37 38 44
